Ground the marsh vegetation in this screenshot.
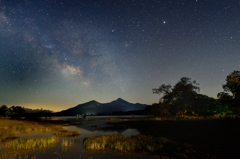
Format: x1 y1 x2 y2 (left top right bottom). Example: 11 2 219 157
0 117 62 142
1 136 58 150
97 116 240 158
1 115 240 158
0 117 83 158
84 134 185 158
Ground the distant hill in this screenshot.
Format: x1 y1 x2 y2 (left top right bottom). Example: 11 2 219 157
56 98 147 116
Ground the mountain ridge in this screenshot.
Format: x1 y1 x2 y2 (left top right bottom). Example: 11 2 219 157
57 98 147 116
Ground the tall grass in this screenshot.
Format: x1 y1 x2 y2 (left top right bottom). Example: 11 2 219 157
1 136 58 150
84 134 175 152
0 118 62 141
84 134 214 158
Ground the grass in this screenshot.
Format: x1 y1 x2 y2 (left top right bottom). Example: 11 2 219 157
83 134 173 152
0 136 58 159
101 116 240 158
1 136 58 150
54 130 80 137
83 134 210 158
0 117 62 142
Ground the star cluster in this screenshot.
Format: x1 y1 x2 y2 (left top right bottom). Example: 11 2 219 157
0 0 240 111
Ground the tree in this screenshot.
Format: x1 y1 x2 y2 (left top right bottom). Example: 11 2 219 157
153 84 172 103
217 92 233 105
0 105 8 116
193 94 230 115
146 103 171 116
218 70 240 112
9 106 25 118
222 70 240 99
153 77 200 114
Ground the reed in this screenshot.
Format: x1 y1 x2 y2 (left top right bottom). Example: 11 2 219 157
83 134 213 158
1 136 58 150
83 134 175 153
54 130 80 137
61 138 75 146
0 118 62 141
61 138 75 151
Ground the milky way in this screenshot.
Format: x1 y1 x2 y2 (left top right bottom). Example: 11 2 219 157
0 0 240 111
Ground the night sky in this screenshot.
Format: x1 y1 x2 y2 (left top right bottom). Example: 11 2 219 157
0 0 240 111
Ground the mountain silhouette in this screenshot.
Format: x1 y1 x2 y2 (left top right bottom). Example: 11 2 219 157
57 98 147 116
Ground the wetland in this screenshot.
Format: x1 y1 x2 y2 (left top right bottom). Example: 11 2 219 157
1 116 240 159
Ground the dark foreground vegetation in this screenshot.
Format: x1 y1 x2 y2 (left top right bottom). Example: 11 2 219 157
83 134 172 158
83 133 212 158
97 117 240 158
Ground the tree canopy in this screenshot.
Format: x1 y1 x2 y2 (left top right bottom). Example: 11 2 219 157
222 70 240 100
153 77 201 114
217 70 240 113
0 105 8 116
0 105 25 118
152 77 235 116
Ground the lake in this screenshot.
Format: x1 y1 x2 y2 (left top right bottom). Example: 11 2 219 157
45 115 151 120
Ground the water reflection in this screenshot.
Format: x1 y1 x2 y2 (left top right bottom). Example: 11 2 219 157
61 138 75 151
64 125 139 137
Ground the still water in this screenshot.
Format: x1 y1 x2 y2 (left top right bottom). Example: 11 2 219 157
2 116 152 159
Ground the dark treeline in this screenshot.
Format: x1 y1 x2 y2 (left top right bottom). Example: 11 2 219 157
0 105 53 119
0 105 25 118
97 109 146 116
148 70 240 117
